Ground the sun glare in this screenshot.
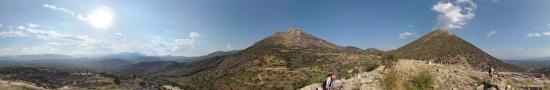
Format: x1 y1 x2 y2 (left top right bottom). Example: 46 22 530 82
88 7 113 29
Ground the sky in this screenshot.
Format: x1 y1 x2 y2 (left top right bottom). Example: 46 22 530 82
0 0 549 59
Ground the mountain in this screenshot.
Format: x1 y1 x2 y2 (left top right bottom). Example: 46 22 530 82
0 52 193 71
83 58 135 70
112 50 238 75
365 48 384 55
390 29 523 71
97 52 192 63
178 50 239 62
250 28 339 49
0 54 74 61
154 28 372 89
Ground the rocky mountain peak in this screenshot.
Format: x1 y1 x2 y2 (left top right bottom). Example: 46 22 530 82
251 28 338 49
430 29 454 36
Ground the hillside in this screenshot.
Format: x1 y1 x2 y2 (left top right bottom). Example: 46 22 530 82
390 29 523 72
111 50 238 76
301 59 549 90
0 66 160 89
156 28 374 89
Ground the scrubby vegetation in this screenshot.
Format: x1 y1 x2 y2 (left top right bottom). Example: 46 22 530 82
405 71 434 90
0 67 162 89
381 67 434 90
381 54 399 69
381 69 402 90
296 74 326 88
360 59 380 72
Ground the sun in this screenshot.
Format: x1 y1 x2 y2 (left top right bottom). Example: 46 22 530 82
88 7 113 29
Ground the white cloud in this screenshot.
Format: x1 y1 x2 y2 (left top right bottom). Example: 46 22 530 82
407 24 415 28
0 23 210 56
17 25 25 30
0 24 3 27
0 31 29 37
527 33 542 37
189 32 200 38
0 23 108 52
171 32 200 52
114 33 128 42
226 43 233 50
43 4 88 21
486 30 496 37
27 23 39 28
399 32 417 39
527 32 550 37
115 33 123 36
432 0 477 30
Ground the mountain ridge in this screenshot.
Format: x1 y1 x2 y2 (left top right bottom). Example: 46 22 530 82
390 29 524 71
158 28 371 89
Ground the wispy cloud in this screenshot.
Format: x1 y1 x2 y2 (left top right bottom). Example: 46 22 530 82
17 25 25 30
0 31 29 38
115 33 123 36
171 32 200 52
42 4 88 21
527 33 542 37
226 43 233 50
399 32 417 39
0 23 110 55
483 0 500 3
407 24 415 28
432 0 477 30
527 32 550 37
486 30 496 37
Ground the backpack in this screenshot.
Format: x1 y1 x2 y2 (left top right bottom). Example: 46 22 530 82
321 77 333 90
321 77 328 89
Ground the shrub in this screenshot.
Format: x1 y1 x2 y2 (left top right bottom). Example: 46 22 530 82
406 71 434 90
295 74 326 88
381 54 399 69
341 72 353 79
381 69 401 90
113 77 121 85
360 60 380 72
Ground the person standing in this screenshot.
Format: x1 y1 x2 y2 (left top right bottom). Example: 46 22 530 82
489 67 495 77
321 73 337 90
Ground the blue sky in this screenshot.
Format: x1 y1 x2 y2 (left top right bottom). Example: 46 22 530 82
0 0 549 59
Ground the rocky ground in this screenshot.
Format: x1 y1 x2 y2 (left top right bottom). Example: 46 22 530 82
0 79 47 90
301 59 550 90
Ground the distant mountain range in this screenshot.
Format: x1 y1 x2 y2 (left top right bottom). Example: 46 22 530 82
505 56 550 61
0 51 236 71
0 52 189 62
